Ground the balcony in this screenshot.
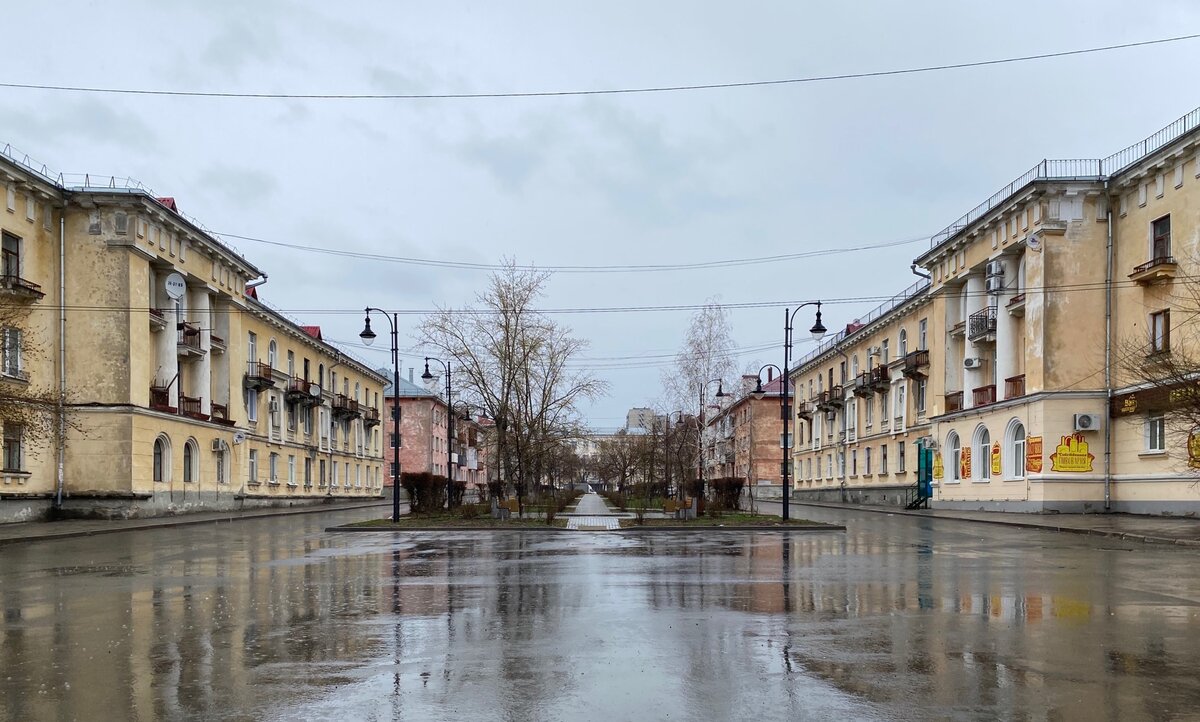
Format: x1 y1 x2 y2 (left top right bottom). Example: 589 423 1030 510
1004 374 1026 400
286 377 318 404
972 384 997 407
902 349 930 379
179 394 208 421
362 406 381 428
1006 293 1026 317
177 321 205 357
0 274 44 301
211 402 236 427
1129 256 1178 285
210 333 226 354
853 372 874 397
332 394 361 418
870 365 890 391
149 385 174 413
945 391 964 413
949 320 966 338
967 306 998 342
244 361 276 390
794 400 813 419
149 308 167 332
816 386 844 410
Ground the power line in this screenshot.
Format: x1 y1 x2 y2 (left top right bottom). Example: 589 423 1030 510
213 231 928 273
1 34 1195 101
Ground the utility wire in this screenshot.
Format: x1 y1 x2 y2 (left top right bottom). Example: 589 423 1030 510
1 34 1195 101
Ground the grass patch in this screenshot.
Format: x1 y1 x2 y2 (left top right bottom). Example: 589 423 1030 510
347 513 568 529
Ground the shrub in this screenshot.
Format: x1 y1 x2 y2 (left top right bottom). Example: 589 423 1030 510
460 503 481 520
400 471 447 513
448 481 467 509
710 477 746 511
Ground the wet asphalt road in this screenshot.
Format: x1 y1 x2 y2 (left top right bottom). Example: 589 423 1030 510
2 505 1199 721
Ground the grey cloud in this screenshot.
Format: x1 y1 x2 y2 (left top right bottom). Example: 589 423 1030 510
3 98 161 153
193 165 279 210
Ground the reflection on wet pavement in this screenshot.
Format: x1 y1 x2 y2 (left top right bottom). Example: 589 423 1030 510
2 505 1200 721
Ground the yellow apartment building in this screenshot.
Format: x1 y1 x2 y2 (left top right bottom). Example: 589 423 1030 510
791 104 1200 514
0 149 385 522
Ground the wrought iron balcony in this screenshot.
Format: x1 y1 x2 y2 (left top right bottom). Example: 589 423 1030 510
794 400 813 419
1129 255 1178 285
967 306 998 342
332 394 361 418
211 402 236 426
362 406 381 428
1004 374 1025 400
870 365 891 391
285 377 317 404
902 349 930 378
853 372 874 397
945 391 963 413
972 384 997 407
177 321 204 357
149 385 173 413
179 394 208 420
0 273 44 301
244 361 276 390
816 386 844 410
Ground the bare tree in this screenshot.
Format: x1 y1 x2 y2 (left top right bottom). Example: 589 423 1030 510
594 430 644 492
418 262 607 507
661 298 736 412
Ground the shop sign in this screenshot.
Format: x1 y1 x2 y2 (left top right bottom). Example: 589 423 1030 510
1050 433 1094 473
990 442 1002 476
960 447 971 479
1111 381 1200 418
1026 436 1043 474
932 452 944 481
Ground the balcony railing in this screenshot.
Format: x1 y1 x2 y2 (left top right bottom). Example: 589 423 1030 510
178 394 207 420
362 406 381 427
149 307 167 331
794 400 813 418
211 402 236 426
0 273 45 300
245 361 276 390
945 391 964 413
853 372 874 397
286 377 319 404
1129 255 1178 285
149 385 173 413
1006 293 1026 317
332 394 361 418
177 321 204 356
902 349 930 378
210 333 226 353
967 306 998 341
870 365 890 390
972 384 997 407
1004 374 1026 400
816 386 845 409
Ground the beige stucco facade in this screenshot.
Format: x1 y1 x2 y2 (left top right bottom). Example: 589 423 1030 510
790 105 1200 514
0 154 385 522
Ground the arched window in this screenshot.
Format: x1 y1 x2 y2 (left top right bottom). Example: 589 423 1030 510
899 329 908 357
1006 419 1026 479
183 439 198 483
153 435 170 483
268 340 278 370
947 432 961 482
974 425 991 481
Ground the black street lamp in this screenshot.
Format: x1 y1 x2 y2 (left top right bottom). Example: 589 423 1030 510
752 303 826 522
663 410 685 503
359 308 402 523
422 357 454 507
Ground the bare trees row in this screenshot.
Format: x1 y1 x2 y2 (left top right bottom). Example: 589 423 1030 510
418 263 605 504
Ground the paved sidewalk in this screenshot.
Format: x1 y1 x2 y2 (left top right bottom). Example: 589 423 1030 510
757 499 1200 547
566 492 616 516
0 499 394 546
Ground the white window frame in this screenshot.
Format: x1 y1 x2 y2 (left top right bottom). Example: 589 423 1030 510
974 425 991 481
947 432 961 483
288 455 296 486
269 452 279 483
248 449 259 483
1146 412 1166 453
1006 419 1027 479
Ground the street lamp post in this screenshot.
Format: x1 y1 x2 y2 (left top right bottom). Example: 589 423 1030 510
663 410 685 503
752 303 826 522
698 378 728 516
359 308 402 523
422 357 454 508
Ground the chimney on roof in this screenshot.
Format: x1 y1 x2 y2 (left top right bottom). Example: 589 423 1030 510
409 367 414 383
767 368 774 383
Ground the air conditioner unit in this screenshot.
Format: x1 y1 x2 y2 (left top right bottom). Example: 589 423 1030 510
985 276 1005 294
963 358 984 369
868 345 882 357
986 260 1005 277
211 438 224 452
1074 413 1102 432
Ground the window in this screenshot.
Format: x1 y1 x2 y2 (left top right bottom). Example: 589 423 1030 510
948 432 961 482
319 459 326 487
304 458 312 486
882 339 889 364
215 444 227 484
355 464 361 487
269 452 279 483
246 388 258 422
1146 412 1166 452
852 355 859 377
287 402 296 431
865 447 872 475
3 425 22 472
332 462 339 487
899 329 908 357
880 392 889 425
880 444 888 474
851 449 857 476
918 319 928 350
895 384 906 421
303 405 313 435
248 332 257 363
898 441 906 473
2 328 22 378
153 436 169 482
865 397 873 427
288 455 296 485
287 350 295 377
249 449 258 482
391 461 399 476
1 231 19 278
1150 310 1170 354
1007 420 1026 478
975 426 991 481
344 462 350 487
1152 215 1171 260
183 439 197 483
268 340 277 370
826 454 833 479
916 379 927 414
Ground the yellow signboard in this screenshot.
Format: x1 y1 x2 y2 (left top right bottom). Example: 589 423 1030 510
960 447 971 479
1050 433 1094 473
990 441 1002 476
932 452 944 481
1026 436 1043 474
1189 429 1200 470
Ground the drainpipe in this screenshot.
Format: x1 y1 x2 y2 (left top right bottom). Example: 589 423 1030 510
1103 183 1114 511
837 348 850 504
245 274 268 290
910 263 931 280
55 211 66 509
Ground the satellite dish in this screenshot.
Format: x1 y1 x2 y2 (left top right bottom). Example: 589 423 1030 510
164 272 186 300
1027 235 1043 252
232 431 246 445
309 384 322 397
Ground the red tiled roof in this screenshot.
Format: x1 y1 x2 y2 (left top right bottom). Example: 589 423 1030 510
300 325 323 340
155 197 178 212
246 286 258 299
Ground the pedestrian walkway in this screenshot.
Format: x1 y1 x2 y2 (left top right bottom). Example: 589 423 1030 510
758 499 1200 547
567 492 616 517
566 516 621 530
0 499 393 547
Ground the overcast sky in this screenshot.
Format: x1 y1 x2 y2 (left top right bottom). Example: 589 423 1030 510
4 1 1200 425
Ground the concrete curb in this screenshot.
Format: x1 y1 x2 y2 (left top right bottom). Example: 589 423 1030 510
777 501 1200 548
0 501 393 547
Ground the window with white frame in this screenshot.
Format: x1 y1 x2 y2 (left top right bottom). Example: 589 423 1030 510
269 452 279 483
916 379 927 414
1150 310 1170 354
899 329 908 357
865 396 873 427
288 455 296 485
894 384 906 423
882 338 889 364
183 439 197 483
153 435 170 482
1146 412 1166 452
1007 420 1026 478
268 339 278 370
898 441 906 473
918 318 928 350
948 432 961 482
248 449 258 483
974 426 991 481
248 331 257 363
3 424 23 472
246 388 258 422
2 327 22 379
880 444 888 474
